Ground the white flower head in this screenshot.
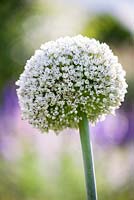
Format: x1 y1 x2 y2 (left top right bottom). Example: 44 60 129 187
16 35 127 132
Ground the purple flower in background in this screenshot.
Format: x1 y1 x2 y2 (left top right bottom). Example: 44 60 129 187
0 85 18 116
126 111 134 141
91 109 134 145
0 85 19 136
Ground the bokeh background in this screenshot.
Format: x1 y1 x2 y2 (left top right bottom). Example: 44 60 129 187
0 0 134 200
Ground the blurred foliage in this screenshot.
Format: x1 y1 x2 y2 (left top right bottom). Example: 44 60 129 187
123 79 134 110
0 0 36 92
56 153 85 200
83 14 132 46
0 157 45 200
0 151 85 200
0 148 133 200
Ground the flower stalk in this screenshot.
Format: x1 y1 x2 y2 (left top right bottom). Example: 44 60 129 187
79 112 97 200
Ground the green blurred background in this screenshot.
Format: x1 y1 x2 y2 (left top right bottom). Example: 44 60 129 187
0 0 133 200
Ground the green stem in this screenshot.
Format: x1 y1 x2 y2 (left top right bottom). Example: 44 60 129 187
78 112 97 200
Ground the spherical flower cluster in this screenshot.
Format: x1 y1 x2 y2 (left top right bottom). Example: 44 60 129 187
16 35 127 132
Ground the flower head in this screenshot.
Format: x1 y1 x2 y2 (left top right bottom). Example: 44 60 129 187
16 35 127 132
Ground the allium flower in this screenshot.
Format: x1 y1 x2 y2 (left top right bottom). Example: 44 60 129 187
16 35 128 200
16 35 127 132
